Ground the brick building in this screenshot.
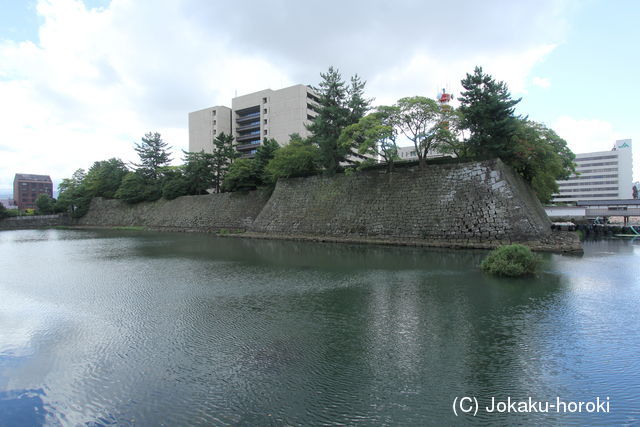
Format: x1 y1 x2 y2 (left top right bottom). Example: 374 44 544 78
13 174 53 210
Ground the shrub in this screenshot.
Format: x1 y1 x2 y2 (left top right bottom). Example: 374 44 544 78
264 140 321 184
116 172 161 204
222 158 260 192
162 173 190 200
480 244 541 277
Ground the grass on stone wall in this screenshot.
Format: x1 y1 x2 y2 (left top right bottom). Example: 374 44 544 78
480 244 541 277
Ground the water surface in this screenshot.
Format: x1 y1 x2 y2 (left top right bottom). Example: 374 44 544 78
0 229 639 425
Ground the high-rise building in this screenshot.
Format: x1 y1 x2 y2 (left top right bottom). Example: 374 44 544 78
552 139 633 202
188 84 319 157
188 106 232 154
13 174 53 210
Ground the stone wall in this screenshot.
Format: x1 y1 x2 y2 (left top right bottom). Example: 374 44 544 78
78 192 268 231
250 159 551 244
0 214 72 230
71 159 567 250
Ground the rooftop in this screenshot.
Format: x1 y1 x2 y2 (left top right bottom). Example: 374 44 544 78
14 173 52 182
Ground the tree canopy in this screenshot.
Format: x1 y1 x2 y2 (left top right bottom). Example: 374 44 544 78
307 67 372 173
210 132 237 193
458 66 521 161
133 132 173 180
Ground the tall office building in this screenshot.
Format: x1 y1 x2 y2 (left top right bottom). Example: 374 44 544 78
188 106 232 154
13 174 53 210
188 84 319 157
552 139 633 202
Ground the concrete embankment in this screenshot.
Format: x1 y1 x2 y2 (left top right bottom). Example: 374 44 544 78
8 159 582 253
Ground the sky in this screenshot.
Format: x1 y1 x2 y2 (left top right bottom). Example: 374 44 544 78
0 0 638 197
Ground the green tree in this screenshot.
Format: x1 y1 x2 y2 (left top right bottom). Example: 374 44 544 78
56 169 91 217
133 132 173 180
510 119 576 203
393 96 448 168
0 203 8 219
264 138 322 184
210 132 237 193
83 158 129 198
308 67 372 173
254 138 280 172
338 108 398 173
116 171 161 204
161 168 190 200
222 159 260 192
182 151 214 195
222 137 281 192
35 194 55 214
458 66 521 160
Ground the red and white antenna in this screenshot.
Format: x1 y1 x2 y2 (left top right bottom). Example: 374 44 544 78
438 88 452 106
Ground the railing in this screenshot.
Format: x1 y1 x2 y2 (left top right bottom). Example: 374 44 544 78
236 122 260 132
236 133 261 142
236 141 261 151
236 112 260 122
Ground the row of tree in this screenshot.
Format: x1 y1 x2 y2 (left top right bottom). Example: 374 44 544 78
306 66 576 202
51 65 576 218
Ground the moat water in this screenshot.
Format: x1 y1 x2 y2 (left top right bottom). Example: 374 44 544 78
0 229 639 425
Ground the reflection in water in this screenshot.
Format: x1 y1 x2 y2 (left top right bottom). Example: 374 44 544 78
0 230 639 425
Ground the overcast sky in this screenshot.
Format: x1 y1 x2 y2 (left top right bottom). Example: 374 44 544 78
0 0 638 196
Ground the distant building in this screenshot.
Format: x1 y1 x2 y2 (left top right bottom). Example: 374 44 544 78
396 146 447 161
0 198 18 210
552 139 633 203
13 174 53 210
189 84 319 157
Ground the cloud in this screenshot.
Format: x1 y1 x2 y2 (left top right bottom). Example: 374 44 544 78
532 76 551 88
0 0 571 195
552 116 621 153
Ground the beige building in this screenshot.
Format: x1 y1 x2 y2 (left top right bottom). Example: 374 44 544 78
552 139 633 202
189 84 319 157
188 106 232 154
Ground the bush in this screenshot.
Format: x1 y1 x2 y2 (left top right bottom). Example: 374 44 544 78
35 194 55 215
223 159 260 192
264 140 321 184
116 172 161 204
162 173 190 200
480 244 541 277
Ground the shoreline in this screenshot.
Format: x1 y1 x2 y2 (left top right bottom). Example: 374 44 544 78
52 225 584 254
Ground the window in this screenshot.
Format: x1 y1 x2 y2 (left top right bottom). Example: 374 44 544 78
264 119 267 124
212 110 216 117
213 120 216 125
263 108 268 114
262 97 267 104
264 130 268 135
213 129 217 135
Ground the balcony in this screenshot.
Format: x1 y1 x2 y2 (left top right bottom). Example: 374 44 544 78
236 121 260 132
236 132 261 143
236 141 261 151
235 111 260 123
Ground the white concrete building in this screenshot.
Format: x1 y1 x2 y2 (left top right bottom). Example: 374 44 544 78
396 145 446 161
188 106 232 154
189 84 319 157
552 139 633 202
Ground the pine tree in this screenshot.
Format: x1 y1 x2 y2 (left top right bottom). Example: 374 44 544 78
308 67 371 173
458 67 520 161
133 132 173 180
210 132 237 193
